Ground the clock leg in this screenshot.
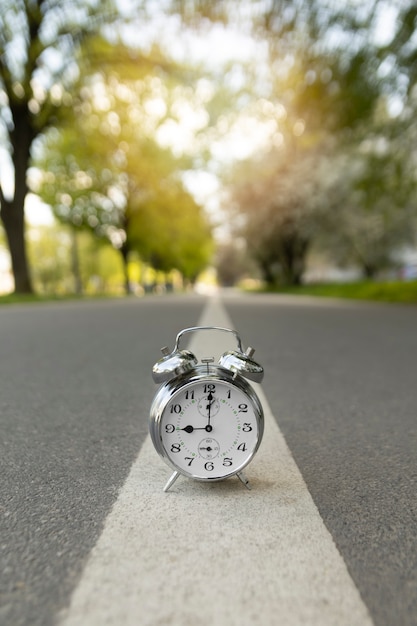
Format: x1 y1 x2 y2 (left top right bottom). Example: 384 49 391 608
237 471 251 490
163 471 180 492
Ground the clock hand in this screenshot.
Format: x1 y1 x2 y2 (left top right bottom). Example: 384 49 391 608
206 392 214 427
181 425 195 433
206 397 215 411
180 425 208 433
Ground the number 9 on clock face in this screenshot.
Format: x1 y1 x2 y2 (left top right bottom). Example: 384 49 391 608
150 371 264 481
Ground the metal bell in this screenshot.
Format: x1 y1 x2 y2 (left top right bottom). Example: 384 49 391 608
152 347 198 384
218 347 264 383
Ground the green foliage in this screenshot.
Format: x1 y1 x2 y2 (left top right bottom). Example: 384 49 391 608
28 225 71 294
26 222 125 295
316 139 417 277
4 0 417 296
76 232 125 293
225 0 417 285
34 44 213 284
0 0 120 292
126 183 213 279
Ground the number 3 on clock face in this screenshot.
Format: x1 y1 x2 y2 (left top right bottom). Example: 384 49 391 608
151 373 264 482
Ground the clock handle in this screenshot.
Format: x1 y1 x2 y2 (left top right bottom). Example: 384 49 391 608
174 326 244 353
174 326 264 383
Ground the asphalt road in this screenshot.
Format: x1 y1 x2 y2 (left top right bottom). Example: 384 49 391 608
1 292 416 626
223 292 417 626
0 296 205 626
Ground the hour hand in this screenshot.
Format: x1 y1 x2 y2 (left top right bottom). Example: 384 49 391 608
180 425 206 433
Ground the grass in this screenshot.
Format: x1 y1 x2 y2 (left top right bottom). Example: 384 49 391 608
2 280 417 306
0 292 125 306
0 293 84 305
260 280 417 304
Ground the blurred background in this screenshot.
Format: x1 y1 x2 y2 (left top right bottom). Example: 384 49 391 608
1 0 417 301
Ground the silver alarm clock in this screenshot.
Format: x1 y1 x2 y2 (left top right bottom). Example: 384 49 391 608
149 326 264 492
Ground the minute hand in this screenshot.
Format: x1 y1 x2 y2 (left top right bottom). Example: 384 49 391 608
206 393 215 427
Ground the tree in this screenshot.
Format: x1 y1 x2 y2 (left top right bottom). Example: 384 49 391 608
318 138 417 278
0 0 116 293
223 0 417 285
34 64 213 290
128 184 213 282
214 241 255 287
27 223 71 294
229 147 326 286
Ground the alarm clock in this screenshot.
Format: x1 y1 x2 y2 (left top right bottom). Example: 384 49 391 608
149 326 264 492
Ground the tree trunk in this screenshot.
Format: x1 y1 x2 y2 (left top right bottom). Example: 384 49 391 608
259 259 276 286
120 242 132 295
280 231 310 287
0 103 34 294
71 227 83 295
1 199 33 294
363 263 377 280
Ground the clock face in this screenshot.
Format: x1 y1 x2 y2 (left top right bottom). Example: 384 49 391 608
158 378 262 480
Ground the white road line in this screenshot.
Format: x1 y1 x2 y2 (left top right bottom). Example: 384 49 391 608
59 296 373 626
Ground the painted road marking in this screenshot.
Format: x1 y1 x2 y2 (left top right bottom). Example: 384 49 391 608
59 296 373 626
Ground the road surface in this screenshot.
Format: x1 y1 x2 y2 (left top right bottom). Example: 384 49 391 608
0 292 416 626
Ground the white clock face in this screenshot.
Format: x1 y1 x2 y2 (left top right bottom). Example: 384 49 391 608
159 379 260 480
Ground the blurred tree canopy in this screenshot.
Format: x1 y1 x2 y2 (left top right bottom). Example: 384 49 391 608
224 0 417 285
229 148 326 286
33 36 213 292
317 136 417 278
0 1 216 294
0 0 118 293
1 0 417 293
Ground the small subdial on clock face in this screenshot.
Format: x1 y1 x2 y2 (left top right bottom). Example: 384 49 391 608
197 395 220 417
198 437 220 459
